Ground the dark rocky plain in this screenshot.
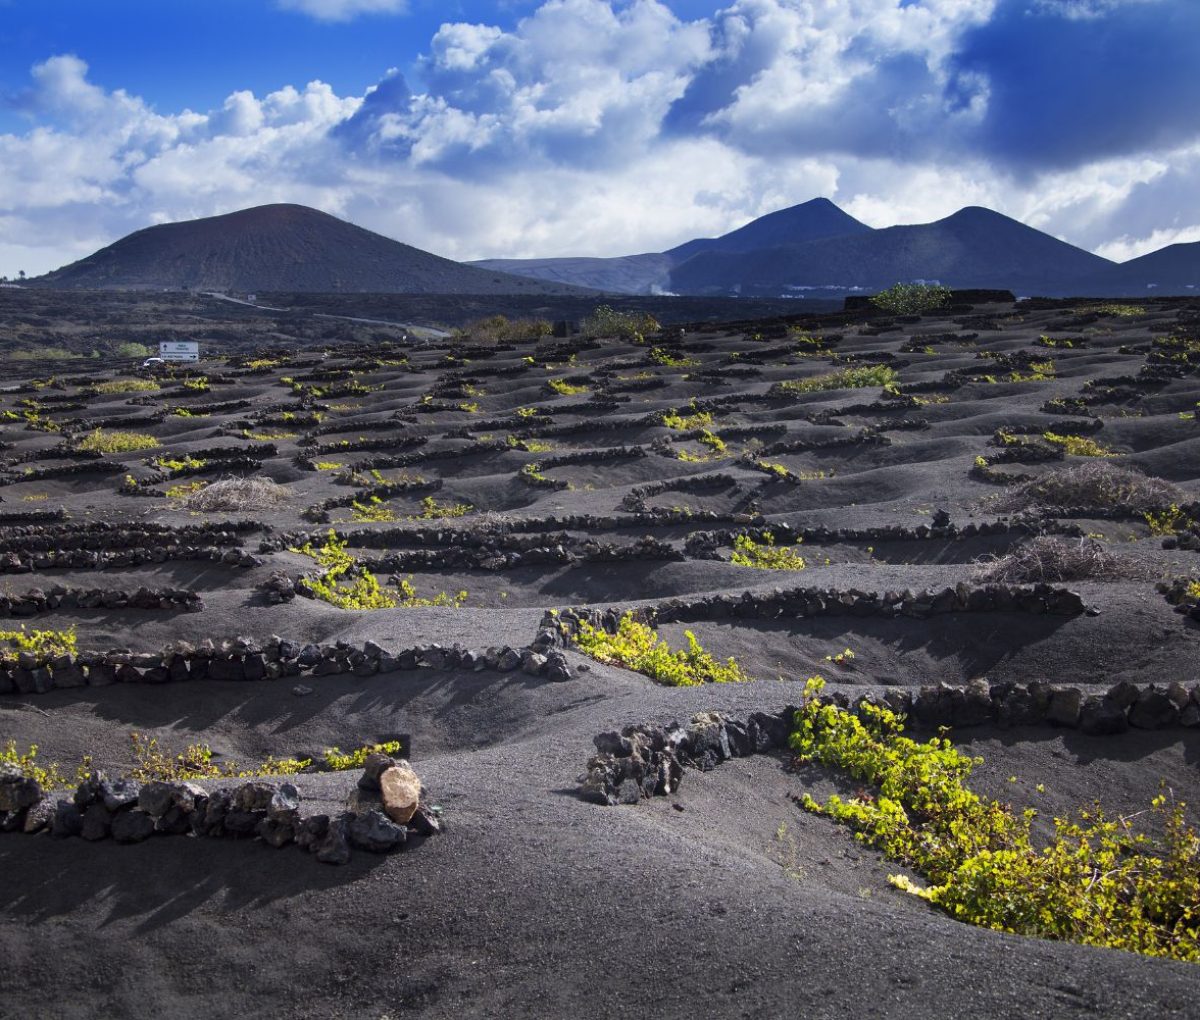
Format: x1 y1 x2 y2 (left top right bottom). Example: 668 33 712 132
0 290 1199 1018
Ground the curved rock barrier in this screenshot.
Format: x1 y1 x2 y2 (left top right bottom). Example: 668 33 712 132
543 582 1089 643
0 520 262 555
0 632 572 696
0 585 202 617
0 544 261 574
579 680 1200 805
0 753 440 865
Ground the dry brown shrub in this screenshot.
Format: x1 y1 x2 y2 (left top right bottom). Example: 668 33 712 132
184 476 291 513
994 461 1184 514
973 536 1149 583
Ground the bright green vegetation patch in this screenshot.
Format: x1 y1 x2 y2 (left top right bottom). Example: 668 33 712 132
0 626 77 666
4 735 413 792
86 379 159 395
773 365 898 396
76 429 160 453
573 612 750 687
547 377 587 396
660 406 714 430
2 733 307 792
869 283 952 315
164 480 207 500
730 532 806 570
128 731 309 781
1 742 88 791
243 429 297 440
790 678 1200 963
152 455 207 472
1082 303 1146 317
1042 432 1119 457
648 347 697 368
324 740 404 771
1144 505 1198 537
293 530 466 610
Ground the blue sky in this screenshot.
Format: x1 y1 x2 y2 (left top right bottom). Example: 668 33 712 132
1 0 1198 276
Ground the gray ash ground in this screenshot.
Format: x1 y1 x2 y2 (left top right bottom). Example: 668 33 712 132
1 295 1199 1017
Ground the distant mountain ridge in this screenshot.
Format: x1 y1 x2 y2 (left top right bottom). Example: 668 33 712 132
36 204 592 296
475 199 1193 299
670 207 1115 297
31 199 1200 299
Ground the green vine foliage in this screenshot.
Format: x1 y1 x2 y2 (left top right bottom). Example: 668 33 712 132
730 532 806 570
790 678 1200 962
0 626 77 666
573 612 750 687
291 530 465 609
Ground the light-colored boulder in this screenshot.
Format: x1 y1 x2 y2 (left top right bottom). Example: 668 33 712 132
380 764 421 825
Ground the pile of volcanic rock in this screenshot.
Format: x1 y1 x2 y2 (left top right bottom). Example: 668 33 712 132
0 751 439 865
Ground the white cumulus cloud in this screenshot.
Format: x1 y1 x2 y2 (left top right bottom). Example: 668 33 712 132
1 1 1198 279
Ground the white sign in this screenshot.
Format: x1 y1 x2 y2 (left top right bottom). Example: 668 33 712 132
159 341 199 361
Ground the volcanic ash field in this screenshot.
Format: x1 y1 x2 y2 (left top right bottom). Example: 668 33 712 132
1 294 1200 1018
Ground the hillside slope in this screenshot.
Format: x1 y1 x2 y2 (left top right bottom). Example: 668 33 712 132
37 204 592 295
1081 241 1200 296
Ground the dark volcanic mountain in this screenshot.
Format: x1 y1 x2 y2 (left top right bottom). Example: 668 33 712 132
472 198 873 294
36 204 590 295
669 207 1116 297
664 197 872 262
1081 241 1200 296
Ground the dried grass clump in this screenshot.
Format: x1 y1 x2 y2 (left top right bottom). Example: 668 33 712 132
994 461 1184 514
973 536 1147 583
184 476 290 513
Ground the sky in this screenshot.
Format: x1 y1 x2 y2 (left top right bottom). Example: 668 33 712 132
1 0 1199 277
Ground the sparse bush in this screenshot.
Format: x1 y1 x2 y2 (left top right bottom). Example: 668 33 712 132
973 536 1146 583
1 741 81 791
86 378 159 395
164 480 208 500
76 429 160 453
573 613 750 687
579 304 661 341
772 365 897 396
1079 303 1145 317
114 342 154 358
1145 505 1196 537
870 283 952 315
456 315 553 342
660 405 713 430
323 740 405 771
127 731 308 781
731 532 806 570
1042 432 1118 457
292 530 465 609
994 462 1183 513
547 378 587 396
184 476 290 512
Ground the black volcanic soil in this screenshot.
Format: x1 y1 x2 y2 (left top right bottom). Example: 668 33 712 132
1 295 1200 1017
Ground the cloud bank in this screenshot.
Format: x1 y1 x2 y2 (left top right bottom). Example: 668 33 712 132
1 0 1197 277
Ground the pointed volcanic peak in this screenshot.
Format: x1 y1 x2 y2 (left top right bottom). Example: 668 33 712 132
665 197 873 263
469 197 873 295
36 204 591 295
669 206 1116 297
1083 241 1200 297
